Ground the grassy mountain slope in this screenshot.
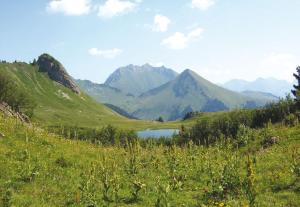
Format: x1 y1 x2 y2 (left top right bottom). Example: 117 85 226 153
0 114 299 206
0 61 173 130
105 64 178 96
76 79 140 113
133 69 269 120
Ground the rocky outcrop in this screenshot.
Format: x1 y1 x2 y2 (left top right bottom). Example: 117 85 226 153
0 102 30 123
37 54 80 94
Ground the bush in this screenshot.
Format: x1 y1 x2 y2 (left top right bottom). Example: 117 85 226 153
48 125 138 147
236 124 254 147
0 73 36 117
186 97 297 146
283 114 299 127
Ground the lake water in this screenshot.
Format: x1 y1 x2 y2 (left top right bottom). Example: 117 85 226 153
137 129 179 139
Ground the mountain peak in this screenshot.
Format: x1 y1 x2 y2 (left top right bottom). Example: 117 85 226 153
37 53 80 94
142 63 152 67
179 69 199 80
183 68 192 72
105 64 178 95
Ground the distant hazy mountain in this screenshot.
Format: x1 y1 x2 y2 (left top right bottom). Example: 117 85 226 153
105 64 178 96
222 78 293 97
131 69 270 120
241 91 278 102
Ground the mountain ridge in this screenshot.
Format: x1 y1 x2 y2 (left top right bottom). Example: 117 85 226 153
222 78 293 97
131 69 272 120
79 67 277 121
105 64 178 96
0 56 163 129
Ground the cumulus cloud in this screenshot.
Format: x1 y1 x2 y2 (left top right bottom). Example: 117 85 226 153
88 48 123 59
152 15 171 32
47 0 91 16
98 0 141 18
191 0 215 11
161 27 204 50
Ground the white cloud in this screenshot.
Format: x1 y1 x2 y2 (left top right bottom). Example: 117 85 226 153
152 14 171 32
191 0 215 11
161 27 204 50
47 0 91 16
98 0 140 18
88 48 123 59
260 53 298 82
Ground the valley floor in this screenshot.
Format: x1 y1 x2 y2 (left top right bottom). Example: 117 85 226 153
0 115 299 206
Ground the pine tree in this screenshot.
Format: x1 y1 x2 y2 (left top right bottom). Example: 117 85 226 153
292 66 300 109
156 116 164 122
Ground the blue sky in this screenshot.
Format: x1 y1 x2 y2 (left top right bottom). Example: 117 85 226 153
0 0 299 83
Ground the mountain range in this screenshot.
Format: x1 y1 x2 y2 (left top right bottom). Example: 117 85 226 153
222 78 293 97
0 54 155 129
1 53 279 122
77 65 278 121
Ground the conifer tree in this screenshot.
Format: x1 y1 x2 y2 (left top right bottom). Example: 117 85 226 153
292 66 300 108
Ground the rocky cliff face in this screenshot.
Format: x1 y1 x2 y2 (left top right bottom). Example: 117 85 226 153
37 54 80 94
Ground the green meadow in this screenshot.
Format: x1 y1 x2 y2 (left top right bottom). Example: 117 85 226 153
0 113 299 206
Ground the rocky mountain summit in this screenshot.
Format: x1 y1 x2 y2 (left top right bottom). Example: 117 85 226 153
104 64 178 96
37 54 81 94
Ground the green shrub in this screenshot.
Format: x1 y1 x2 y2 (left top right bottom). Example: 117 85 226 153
283 114 299 126
236 124 254 147
0 73 36 117
188 97 297 146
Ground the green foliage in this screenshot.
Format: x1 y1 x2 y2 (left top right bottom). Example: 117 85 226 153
182 111 203 120
155 178 170 207
156 116 164 122
243 156 257 207
131 179 146 202
292 66 300 109
165 146 186 190
186 97 297 146
0 115 299 206
0 188 12 207
48 125 138 146
203 155 242 205
290 149 300 179
0 72 36 117
236 124 254 147
284 113 299 126
78 164 99 206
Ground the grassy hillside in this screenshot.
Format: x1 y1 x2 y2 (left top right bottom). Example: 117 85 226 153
76 79 140 113
0 114 299 206
0 62 177 130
